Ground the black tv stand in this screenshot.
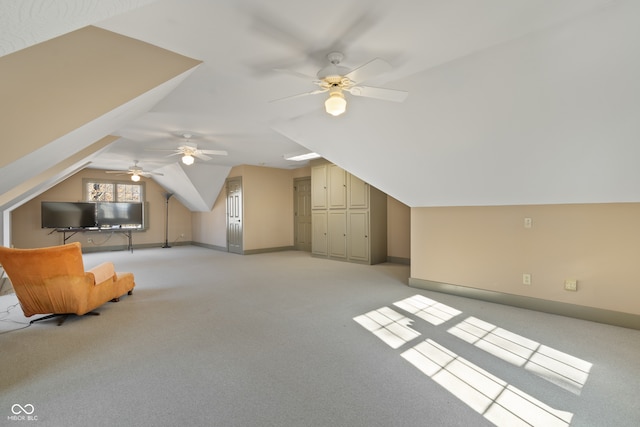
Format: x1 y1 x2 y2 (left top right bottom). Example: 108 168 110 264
56 228 134 253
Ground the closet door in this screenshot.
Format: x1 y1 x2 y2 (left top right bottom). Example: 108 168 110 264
294 178 312 252
327 210 347 259
311 165 327 209
328 165 347 209
311 211 328 256
348 174 369 209
348 211 369 262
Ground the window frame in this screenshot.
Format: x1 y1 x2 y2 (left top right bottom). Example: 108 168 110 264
83 178 148 230
83 178 146 203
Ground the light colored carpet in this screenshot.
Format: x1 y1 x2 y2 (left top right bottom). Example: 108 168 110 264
1 246 639 426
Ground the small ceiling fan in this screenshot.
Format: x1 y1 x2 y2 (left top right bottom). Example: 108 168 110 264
147 133 228 165
271 51 408 116
105 161 163 182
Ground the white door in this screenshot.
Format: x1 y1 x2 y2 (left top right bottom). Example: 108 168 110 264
226 177 243 254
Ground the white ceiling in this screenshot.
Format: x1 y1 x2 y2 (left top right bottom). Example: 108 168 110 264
2 0 639 208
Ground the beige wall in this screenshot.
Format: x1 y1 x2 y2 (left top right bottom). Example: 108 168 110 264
411 203 640 315
1 26 201 169
192 165 411 259
242 166 294 251
292 166 311 179
11 169 192 249
193 165 298 252
387 196 410 260
191 189 227 249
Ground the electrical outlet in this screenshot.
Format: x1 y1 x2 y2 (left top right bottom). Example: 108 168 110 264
524 217 532 229
180 233 185 238
523 273 531 285
87 238 93 243
564 279 578 291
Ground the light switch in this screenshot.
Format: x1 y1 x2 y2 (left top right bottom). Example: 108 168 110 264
564 279 578 291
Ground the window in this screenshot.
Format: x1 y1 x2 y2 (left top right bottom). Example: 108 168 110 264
84 179 144 202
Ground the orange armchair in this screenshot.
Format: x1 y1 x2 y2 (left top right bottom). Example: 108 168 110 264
0 242 134 324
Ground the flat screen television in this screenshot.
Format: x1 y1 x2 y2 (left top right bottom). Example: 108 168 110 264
41 202 97 229
96 202 143 228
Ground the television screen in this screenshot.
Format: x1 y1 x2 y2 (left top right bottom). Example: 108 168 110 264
41 202 97 229
97 202 143 228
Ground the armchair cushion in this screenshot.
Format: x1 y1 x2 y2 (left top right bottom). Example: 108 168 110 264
88 262 116 285
0 242 135 317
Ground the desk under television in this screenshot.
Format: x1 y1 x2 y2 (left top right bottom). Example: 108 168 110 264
55 227 138 253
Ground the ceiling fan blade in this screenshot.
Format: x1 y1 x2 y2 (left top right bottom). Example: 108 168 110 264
269 88 328 103
347 85 408 103
140 171 164 177
166 152 182 157
193 152 213 161
345 58 392 84
199 149 228 156
105 170 130 174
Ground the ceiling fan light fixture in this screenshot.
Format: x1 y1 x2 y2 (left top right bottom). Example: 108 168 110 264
131 173 141 182
182 154 195 165
325 89 346 116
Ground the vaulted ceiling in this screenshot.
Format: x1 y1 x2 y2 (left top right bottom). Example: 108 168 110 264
1 0 639 218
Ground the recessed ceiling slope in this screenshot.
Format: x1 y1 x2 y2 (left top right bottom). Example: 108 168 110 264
152 163 231 212
272 0 640 207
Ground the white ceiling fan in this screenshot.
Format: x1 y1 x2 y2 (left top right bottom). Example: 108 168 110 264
105 160 163 182
147 133 228 165
271 51 408 116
